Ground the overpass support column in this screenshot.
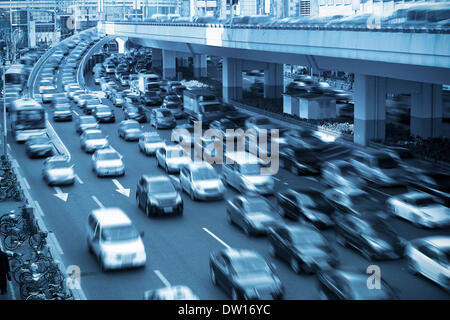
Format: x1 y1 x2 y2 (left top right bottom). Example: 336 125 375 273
193 55 207 78
354 75 387 146
264 63 283 99
223 57 243 103
411 84 442 138
152 48 162 69
162 50 176 80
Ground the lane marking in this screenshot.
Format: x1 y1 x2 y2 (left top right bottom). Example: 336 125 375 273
23 178 30 190
154 270 171 288
75 174 84 184
202 228 231 249
73 110 79 116
34 201 45 217
91 195 104 208
48 232 64 255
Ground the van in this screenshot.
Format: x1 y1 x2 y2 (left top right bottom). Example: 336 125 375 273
222 151 274 195
87 207 147 271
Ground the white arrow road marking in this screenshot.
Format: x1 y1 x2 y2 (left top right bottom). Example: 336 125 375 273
154 270 171 288
203 228 231 249
53 186 68 202
73 110 79 116
75 174 84 185
91 195 104 208
112 179 130 197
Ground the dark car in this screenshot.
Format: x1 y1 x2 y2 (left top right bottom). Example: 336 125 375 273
209 248 284 300
268 225 338 274
142 91 163 106
92 105 115 123
75 115 99 134
407 171 450 207
150 108 176 129
84 99 103 115
226 195 282 236
276 188 335 229
136 175 183 217
279 148 321 175
26 136 54 158
334 215 407 261
317 270 399 300
124 104 148 123
209 119 240 140
219 104 249 126
52 104 72 121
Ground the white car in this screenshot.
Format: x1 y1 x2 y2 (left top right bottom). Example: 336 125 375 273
179 161 225 201
80 129 109 153
156 144 191 174
321 160 366 188
92 147 125 177
387 192 450 228
406 236 449 291
138 132 165 156
42 156 75 186
143 285 199 300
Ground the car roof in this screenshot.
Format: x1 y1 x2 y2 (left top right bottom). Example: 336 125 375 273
145 286 196 300
91 207 131 227
223 248 262 260
84 129 102 134
400 191 434 200
121 119 139 125
142 174 170 183
188 161 214 171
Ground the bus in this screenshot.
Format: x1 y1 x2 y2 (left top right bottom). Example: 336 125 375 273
9 98 47 142
5 64 28 93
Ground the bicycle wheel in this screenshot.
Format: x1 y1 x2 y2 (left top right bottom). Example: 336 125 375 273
20 283 39 300
3 233 21 250
0 221 15 235
9 256 23 273
29 233 45 249
19 271 33 284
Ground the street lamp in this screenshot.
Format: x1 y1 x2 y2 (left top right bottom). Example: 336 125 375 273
2 63 7 158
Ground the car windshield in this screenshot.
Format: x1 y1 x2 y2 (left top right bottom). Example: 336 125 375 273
55 106 70 111
96 107 110 112
167 96 180 102
240 163 261 175
231 256 270 275
125 122 140 129
192 167 217 180
376 156 399 169
86 132 105 139
145 135 162 143
414 196 438 207
339 164 356 175
167 149 184 158
86 100 100 105
202 103 221 112
349 194 379 211
443 248 450 265
291 230 326 246
158 110 173 117
101 225 139 242
98 152 120 160
244 198 271 213
148 180 175 193
255 118 270 125
47 160 69 169
81 117 96 124
30 137 49 144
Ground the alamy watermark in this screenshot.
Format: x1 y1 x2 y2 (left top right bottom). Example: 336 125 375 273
366 265 381 290
66 265 81 290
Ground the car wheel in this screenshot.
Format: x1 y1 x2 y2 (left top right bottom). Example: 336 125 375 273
290 258 300 274
291 165 299 176
145 203 151 217
136 193 141 208
210 267 217 286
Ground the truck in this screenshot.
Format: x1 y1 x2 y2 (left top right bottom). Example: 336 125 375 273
183 89 223 125
137 73 160 94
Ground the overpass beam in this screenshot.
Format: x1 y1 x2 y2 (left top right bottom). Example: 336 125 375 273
411 84 442 138
264 63 284 99
152 48 162 69
354 75 387 146
162 49 177 80
223 57 243 102
193 55 207 78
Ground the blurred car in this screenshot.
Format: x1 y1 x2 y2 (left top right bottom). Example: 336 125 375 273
209 119 240 140
92 105 115 123
42 156 75 185
118 120 143 141
74 93 96 108
138 132 165 156
26 135 53 158
156 144 191 174
226 195 282 236
80 129 109 153
245 116 278 135
321 160 366 188
171 123 195 146
282 129 328 152
383 146 425 174
39 85 57 103
219 104 249 126
84 99 104 115
87 207 146 271
279 148 321 176
268 225 338 273
123 105 147 123
285 81 311 94
179 162 225 201
210 248 284 300
75 115 99 134
143 286 199 300
387 192 450 228
142 90 163 106
407 171 450 207
162 94 184 119
91 147 125 177
317 269 399 300
52 104 72 122
111 92 124 108
323 187 383 217
150 108 177 129
135 174 183 216
276 188 335 229
334 215 406 260
406 236 450 291
350 150 406 186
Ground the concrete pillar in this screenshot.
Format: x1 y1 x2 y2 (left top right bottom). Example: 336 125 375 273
115 38 126 54
162 49 176 80
193 55 207 78
411 84 442 138
222 57 243 103
354 75 387 146
152 48 162 69
264 63 283 99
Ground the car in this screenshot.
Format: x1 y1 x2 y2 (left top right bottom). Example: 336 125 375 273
39 85 57 103
281 129 328 152
406 236 450 291
80 129 109 153
279 147 321 176
407 171 450 207
219 104 249 126
209 248 284 300
350 150 406 187
150 108 177 129
179 162 225 201
92 105 115 123
142 90 163 106
138 132 165 156
52 104 72 122
383 146 426 175
84 99 104 115
387 192 450 228
118 120 143 141
226 195 282 236
323 187 384 217
171 123 195 146
86 207 146 271
143 286 199 300
75 115 99 134
268 225 338 273
123 104 147 123
276 188 336 229
42 156 75 185
285 81 312 94
156 144 191 174
321 160 366 188
334 215 406 261
91 147 125 177
209 119 240 140
25 135 53 158
244 116 278 135
317 269 399 300
162 94 184 118
111 92 125 107
74 93 96 108
135 174 183 217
